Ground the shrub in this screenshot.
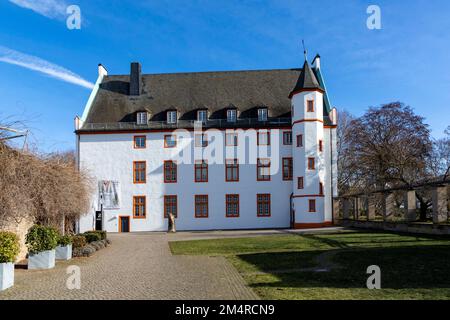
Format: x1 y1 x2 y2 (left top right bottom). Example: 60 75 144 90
95 230 107 240
83 232 102 243
25 225 59 254
58 235 73 246
72 235 86 249
0 232 20 263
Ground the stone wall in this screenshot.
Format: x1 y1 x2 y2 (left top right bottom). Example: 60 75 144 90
339 219 450 235
0 215 34 262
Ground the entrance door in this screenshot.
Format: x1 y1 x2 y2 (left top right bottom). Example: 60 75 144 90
119 216 130 232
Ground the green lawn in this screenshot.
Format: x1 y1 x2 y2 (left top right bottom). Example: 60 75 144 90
169 231 450 300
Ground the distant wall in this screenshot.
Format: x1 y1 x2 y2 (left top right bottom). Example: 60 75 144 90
340 219 450 236
0 215 34 262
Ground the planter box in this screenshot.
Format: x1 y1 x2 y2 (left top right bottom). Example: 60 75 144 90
56 244 72 260
28 249 56 270
0 263 14 291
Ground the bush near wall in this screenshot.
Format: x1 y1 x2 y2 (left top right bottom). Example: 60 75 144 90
0 231 20 263
72 235 87 249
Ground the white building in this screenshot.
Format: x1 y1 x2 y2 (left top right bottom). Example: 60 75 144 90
75 55 338 233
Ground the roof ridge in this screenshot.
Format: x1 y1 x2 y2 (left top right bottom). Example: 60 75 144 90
105 68 302 78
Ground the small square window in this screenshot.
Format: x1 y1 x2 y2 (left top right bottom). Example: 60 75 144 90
164 135 177 148
167 111 177 124
258 108 268 121
134 136 146 149
197 110 208 122
227 109 237 122
136 112 148 125
283 132 292 145
226 132 238 146
195 134 208 147
257 131 270 145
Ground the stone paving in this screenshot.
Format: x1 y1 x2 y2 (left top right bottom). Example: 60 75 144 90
0 232 260 300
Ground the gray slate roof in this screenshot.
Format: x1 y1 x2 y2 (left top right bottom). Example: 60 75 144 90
289 61 324 98
82 67 332 130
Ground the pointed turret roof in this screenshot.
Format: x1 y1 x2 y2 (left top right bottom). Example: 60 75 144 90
288 60 324 98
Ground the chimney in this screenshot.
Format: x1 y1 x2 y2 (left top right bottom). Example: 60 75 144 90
312 54 321 70
130 62 142 96
98 63 108 77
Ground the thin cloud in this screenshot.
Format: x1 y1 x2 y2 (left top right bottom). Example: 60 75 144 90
0 46 94 90
9 0 67 20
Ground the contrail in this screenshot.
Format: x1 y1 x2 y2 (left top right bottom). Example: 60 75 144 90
8 0 67 20
0 46 94 90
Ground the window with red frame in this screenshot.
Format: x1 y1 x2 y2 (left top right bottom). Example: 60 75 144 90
226 194 239 217
283 131 292 145
164 135 176 148
164 161 177 183
308 157 315 170
297 134 303 147
257 131 270 145
133 196 146 218
164 195 177 218
319 140 323 152
225 159 239 182
195 195 208 218
282 158 293 181
298 177 304 189
307 100 314 112
309 199 316 212
225 132 238 146
195 134 208 147
257 158 271 181
134 136 146 149
257 194 271 217
319 182 324 195
195 160 208 182
133 161 146 183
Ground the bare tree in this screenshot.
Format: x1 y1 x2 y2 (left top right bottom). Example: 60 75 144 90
344 102 431 191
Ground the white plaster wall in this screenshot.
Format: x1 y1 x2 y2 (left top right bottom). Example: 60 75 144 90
78 129 293 232
291 91 328 224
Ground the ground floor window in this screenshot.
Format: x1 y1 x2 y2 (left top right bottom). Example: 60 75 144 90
257 194 271 217
133 196 146 218
226 194 239 217
164 195 178 218
195 195 208 218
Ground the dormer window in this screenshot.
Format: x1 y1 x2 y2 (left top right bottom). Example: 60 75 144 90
167 111 177 124
197 110 208 122
227 109 237 122
258 108 268 121
136 112 148 125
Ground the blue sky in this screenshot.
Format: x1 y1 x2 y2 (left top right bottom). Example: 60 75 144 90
0 0 449 152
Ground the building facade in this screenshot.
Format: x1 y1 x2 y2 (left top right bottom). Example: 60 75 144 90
75 55 338 233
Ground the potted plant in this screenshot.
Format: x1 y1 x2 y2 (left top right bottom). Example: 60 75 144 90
56 235 73 260
25 225 58 270
0 232 20 291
